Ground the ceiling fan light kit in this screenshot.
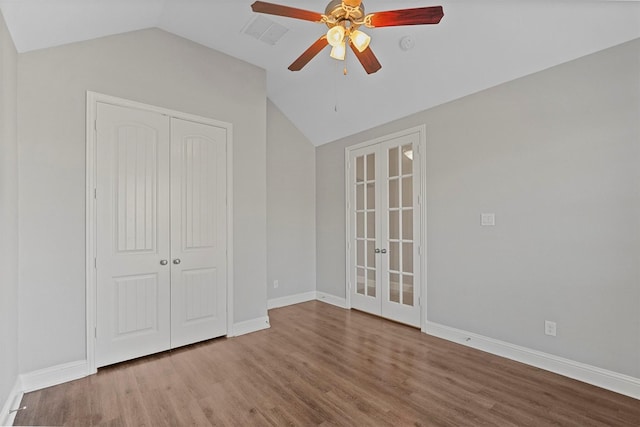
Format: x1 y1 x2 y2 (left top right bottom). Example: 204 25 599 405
330 42 346 60
251 0 443 74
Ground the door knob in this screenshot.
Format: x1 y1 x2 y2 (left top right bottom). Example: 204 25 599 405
375 248 381 254
160 259 168 265
381 249 387 254
173 259 181 265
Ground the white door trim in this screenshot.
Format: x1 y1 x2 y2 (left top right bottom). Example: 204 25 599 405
85 91 234 374
344 125 427 330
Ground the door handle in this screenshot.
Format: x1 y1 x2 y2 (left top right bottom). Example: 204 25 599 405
375 248 381 254
160 259 168 265
381 249 387 254
173 259 181 265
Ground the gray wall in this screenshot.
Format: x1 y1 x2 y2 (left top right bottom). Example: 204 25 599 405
17 29 268 373
266 100 316 301
0 8 19 407
316 39 640 378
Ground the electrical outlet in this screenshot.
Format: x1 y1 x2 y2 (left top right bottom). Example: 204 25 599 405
273 280 279 289
545 320 557 337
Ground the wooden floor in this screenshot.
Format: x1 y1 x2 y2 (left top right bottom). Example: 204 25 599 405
15 301 640 426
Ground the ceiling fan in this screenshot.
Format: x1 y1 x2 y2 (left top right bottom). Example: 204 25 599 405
251 0 444 74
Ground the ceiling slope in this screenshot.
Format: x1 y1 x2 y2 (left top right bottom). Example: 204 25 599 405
2 0 639 145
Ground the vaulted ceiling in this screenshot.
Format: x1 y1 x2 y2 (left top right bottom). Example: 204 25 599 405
1 0 639 145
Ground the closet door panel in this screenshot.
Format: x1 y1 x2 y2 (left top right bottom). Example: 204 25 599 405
95 102 171 368
170 118 227 347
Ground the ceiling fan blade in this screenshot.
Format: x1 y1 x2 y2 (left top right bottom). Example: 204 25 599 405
251 1 324 22
349 42 382 74
367 6 444 28
288 36 329 71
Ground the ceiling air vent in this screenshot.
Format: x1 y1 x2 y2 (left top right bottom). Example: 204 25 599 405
243 15 289 45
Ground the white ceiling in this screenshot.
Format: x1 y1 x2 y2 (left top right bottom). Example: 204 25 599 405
1 0 639 145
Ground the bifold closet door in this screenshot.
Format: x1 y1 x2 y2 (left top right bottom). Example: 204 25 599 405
95 103 171 367
95 103 228 368
348 131 421 327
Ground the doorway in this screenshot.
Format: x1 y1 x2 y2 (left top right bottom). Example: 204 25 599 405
345 126 426 327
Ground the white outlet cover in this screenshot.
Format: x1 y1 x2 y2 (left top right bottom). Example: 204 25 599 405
545 320 557 336
481 213 496 226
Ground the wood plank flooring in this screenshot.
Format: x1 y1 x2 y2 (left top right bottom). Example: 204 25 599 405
15 301 640 426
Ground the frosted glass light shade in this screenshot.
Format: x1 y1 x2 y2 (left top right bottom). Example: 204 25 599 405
350 29 371 52
327 26 345 47
330 42 346 60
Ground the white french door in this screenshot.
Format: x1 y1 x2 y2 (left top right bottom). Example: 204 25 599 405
347 129 423 327
95 102 227 367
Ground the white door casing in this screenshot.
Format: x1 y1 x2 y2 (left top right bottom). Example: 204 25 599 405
87 92 233 372
346 126 426 328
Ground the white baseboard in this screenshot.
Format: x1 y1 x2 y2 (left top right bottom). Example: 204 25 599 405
231 316 271 337
1 377 23 427
19 360 89 394
425 321 640 400
268 291 317 310
316 292 348 309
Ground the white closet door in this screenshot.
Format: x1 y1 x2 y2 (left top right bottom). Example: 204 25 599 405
348 131 421 327
170 118 227 347
95 103 171 367
95 104 228 368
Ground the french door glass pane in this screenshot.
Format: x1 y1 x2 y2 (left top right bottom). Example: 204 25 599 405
402 209 413 240
401 144 413 174
389 241 399 271
389 210 399 240
388 147 399 177
366 183 375 209
367 154 375 180
357 212 364 238
356 240 364 266
367 212 376 238
402 242 413 273
390 272 400 303
356 156 364 182
357 268 365 295
389 178 399 208
367 269 376 297
402 177 412 207
356 184 364 210
367 240 376 267
403 275 414 306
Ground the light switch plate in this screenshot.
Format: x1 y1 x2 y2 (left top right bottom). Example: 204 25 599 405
481 213 495 226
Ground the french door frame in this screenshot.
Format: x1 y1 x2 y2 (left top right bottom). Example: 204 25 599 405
85 91 234 374
344 125 427 331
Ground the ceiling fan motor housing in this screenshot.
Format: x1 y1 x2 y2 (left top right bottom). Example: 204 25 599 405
325 0 365 26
